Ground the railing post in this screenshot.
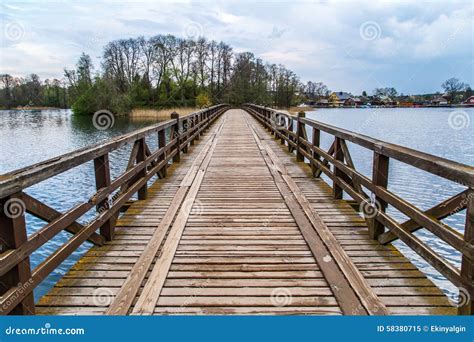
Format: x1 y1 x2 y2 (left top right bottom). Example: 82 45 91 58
94 154 115 240
369 151 389 240
171 112 181 163
182 117 188 153
0 192 35 315
136 138 148 200
287 118 294 152
333 137 345 199
190 114 195 146
158 128 167 178
279 115 285 145
195 112 201 140
459 189 474 315
312 127 321 177
296 111 305 162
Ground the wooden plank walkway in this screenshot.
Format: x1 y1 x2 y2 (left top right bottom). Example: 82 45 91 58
36 109 455 315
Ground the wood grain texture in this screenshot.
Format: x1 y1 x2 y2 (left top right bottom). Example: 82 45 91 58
36 109 455 316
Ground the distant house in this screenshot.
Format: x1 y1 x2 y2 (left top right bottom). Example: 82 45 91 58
315 98 329 107
329 92 352 107
463 96 474 106
372 95 396 106
344 97 362 107
431 96 448 106
359 96 370 105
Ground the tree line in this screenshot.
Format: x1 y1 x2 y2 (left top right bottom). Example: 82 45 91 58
0 34 304 114
1 33 471 113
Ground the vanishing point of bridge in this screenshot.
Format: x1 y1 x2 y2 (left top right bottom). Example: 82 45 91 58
0 105 473 315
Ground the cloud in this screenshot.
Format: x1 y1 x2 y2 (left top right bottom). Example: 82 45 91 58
0 0 472 95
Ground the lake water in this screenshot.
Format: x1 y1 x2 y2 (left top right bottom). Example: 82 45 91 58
0 109 158 300
0 107 472 301
305 107 473 297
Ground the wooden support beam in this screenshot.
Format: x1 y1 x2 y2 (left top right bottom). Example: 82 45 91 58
296 111 305 162
171 112 180 163
279 115 285 145
314 141 335 178
287 118 294 153
333 138 345 200
158 129 167 178
369 152 389 240
22 193 104 246
459 188 474 315
0 193 35 315
378 190 468 245
94 154 115 241
311 127 321 177
182 117 189 153
136 139 148 200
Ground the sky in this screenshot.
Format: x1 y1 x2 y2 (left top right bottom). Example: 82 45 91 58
0 0 473 95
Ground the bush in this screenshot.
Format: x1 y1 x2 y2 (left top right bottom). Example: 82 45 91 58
196 92 211 108
71 79 132 116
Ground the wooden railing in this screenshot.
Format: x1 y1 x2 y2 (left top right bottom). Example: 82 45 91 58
0 104 229 315
243 103 474 315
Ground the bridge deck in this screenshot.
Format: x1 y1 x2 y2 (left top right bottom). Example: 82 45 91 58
37 109 455 315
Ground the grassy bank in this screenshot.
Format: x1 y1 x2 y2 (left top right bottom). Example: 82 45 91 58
130 107 199 119
275 106 315 115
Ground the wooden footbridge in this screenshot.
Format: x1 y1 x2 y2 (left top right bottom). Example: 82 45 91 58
0 105 473 315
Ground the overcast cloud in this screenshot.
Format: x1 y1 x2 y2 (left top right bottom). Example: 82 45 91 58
1 0 472 94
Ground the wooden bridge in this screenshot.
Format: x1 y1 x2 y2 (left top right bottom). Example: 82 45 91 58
0 105 472 315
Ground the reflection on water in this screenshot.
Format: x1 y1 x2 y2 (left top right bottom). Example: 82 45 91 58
0 107 472 300
305 107 473 296
0 109 159 300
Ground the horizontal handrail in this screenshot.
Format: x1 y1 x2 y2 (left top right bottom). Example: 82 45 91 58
243 103 474 315
0 104 230 315
245 104 474 187
0 104 228 199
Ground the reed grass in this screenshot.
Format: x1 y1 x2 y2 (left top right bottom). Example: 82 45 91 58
130 107 199 119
